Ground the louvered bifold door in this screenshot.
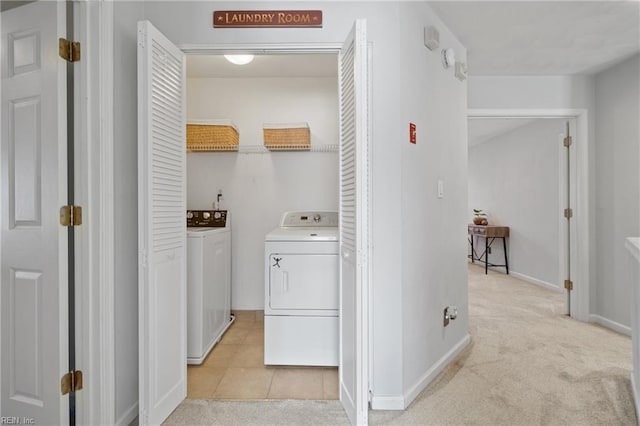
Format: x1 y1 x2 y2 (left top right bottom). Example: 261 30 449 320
339 19 369 426
137 20 186 426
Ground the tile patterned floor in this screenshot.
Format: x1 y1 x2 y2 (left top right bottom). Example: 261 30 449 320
187 310 339 400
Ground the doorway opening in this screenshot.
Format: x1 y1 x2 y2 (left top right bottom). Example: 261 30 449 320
137 19 369 424
183 52 340 401
466 110 586 320
468 118 567 293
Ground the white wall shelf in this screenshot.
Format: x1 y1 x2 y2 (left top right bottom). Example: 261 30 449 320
187 144 339 154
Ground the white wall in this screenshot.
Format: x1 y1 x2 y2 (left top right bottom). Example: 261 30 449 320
468 75 595 111
113 2 143 424
186 77 339 309
594 54 640 329
188 77 339 147
128 0 470 406
397 2 469 407
468 119 564 288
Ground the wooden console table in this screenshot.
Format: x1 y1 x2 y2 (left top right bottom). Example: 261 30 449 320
468 225 510 274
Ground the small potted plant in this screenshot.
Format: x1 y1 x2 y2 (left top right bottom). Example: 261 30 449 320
473 209 488 225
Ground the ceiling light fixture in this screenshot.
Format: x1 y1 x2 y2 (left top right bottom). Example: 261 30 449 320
224 54 254 65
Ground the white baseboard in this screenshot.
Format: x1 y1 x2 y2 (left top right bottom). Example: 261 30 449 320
116 402 138 426
370 395 405 410
589 314 632 337
510 271 562 293
632 373 640 426
370 334 472 410
401 334 471 409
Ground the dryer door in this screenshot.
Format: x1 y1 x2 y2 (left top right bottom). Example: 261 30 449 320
269 253 338 312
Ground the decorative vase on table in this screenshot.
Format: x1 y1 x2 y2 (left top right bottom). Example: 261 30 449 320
472 208 488 226
473 216 488 225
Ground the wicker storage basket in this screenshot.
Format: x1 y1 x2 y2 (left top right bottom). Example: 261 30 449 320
186 120 239 152
263 123 310 151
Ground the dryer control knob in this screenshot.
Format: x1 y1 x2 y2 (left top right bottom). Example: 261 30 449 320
203 212 210 219
214 211 222 219
313 214 321 223
186 211 194 219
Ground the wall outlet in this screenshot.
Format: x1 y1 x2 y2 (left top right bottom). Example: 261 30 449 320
214 189 223 210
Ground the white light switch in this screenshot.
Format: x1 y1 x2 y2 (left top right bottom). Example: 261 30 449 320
437 180 444 198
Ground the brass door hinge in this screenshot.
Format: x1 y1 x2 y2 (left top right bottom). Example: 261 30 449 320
61 370 83 395
563 135 573 147
564 280 574 291
60 205 82 226
59 38 80 62
564 208 573 219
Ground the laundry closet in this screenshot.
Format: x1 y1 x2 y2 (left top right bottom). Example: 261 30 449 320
184 53 340 400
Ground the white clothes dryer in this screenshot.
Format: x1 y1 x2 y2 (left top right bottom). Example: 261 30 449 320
264 211 339 366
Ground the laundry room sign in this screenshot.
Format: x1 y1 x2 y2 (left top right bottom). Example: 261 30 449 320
214 10 323 28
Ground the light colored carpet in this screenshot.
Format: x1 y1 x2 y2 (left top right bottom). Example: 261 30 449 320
370 264 636 425
164 264 637 425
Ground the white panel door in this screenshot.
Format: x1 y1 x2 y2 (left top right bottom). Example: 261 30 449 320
339 19 369 426
137 20 186 426
1 1 68 424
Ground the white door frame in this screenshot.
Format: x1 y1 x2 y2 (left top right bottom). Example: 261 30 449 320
73 1 116 424
468 108 590 323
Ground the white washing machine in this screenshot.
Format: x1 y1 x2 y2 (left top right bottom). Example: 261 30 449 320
187 210 233 365
264 211 339 366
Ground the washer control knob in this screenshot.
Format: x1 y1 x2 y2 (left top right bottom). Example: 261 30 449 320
214 211 222 219
186 211 194 219
203 212 210 219
313 214 321 223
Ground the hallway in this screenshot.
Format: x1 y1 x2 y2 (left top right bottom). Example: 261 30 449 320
165 264 636 425
371 264 635 424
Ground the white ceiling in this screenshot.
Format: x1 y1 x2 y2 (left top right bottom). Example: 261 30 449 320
186 54 338 79
468 118 541 147
429 1 640 75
